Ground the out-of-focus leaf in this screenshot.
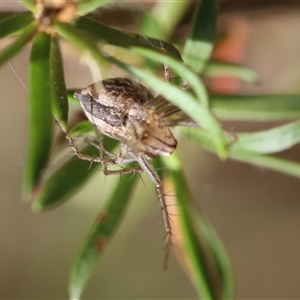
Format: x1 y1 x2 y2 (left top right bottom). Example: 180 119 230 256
22 32 52 200
162 153 233 300
131 34 182 61
211 94 300 121
54 21 107 68
77 0 112 16
0 12 35 38
0 21 38 68
67 89 80 106
184 128 300 179
32 138 119 212
204 61 259 83
140 1 190 40
69 172 137 300
229 150 300 178
195 218 234 300
31 145 98 212
183 0 218 73
72 16 182 61
234 120 300 154
69 121 95 137
105 49 227 158
17 0 36 12
132 47 209 106
50 35 69 132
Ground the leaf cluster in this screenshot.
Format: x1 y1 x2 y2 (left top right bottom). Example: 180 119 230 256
1 1 299 299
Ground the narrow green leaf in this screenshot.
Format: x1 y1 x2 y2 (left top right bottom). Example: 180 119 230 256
67 89 80 106
54 21 107 68
204 61 259 83
69 121 95 137
22 32 53 200
17 0 36 12
230 149 300 179
105 52 227 158
0 11 34 38
69 173 137 300
32 138 118 211
162 153 233 299
32 145 96 211
50 35 69 132
211 94 300 121
0 21 38 68
140 12 161 39
133 47 210 107
72 16 182 61
183 0 218 73
234 120 300 154
131 34 182 61
77 0 112 16
140 1 190 40
196 218 234 300
185 128 300 180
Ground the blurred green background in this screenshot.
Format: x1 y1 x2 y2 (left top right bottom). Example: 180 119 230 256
1 1 300 299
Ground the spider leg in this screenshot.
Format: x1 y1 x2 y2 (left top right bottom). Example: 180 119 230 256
163 63 171 82
66 133 103 163
137 154 173 269
66 132 143 175
165 117 199 127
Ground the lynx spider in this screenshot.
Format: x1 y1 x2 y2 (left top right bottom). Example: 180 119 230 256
66 65 195 266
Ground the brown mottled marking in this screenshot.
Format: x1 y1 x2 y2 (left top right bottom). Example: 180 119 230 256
96 213 108 223
94 237 107 252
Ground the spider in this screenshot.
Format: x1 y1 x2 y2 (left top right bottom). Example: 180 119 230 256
66 66 197 264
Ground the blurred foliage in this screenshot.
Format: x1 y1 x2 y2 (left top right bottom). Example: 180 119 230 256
1 0 300 299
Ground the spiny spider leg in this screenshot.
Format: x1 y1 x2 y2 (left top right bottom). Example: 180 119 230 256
82 137 117 159
163 63 171 83
137 154 173 268
66 133 102 164
66 133 143 176
71 62 189 267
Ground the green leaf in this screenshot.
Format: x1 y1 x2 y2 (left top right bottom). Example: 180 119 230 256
133 47 210 106
31 137 119 211
32 145 98 211
77 0 112 16
140 1 190 40
69 121 95 138
72 16 182 61
162 153 233 299
22 32 53 200
183 0 218 73
0 21 38 68
54 21 107 68
196 218 234 300
230 149 300 179
17 0 36 12
204 61 259 83
67 89 80 106
69 172 137 300
185 128 300 180
105 50 227 158
0 11 35 38
50 34 69 132
234 120 300 154
211 94 300 121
